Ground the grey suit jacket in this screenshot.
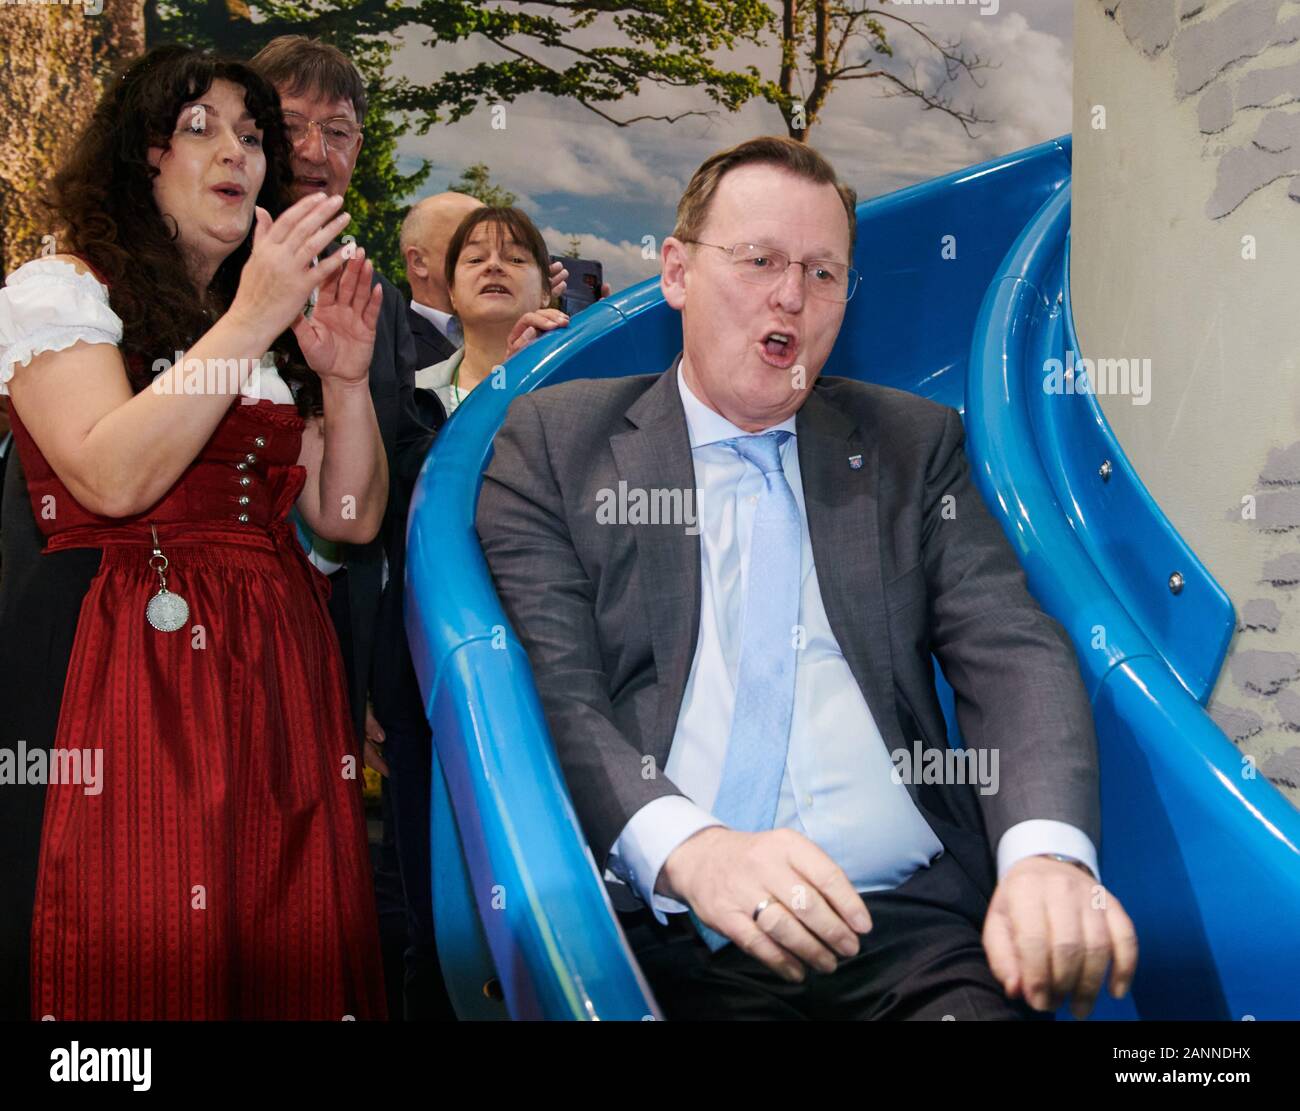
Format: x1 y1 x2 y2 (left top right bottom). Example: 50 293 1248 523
476 359 1100 906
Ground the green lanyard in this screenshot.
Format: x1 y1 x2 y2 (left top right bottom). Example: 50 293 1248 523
449 354 470 404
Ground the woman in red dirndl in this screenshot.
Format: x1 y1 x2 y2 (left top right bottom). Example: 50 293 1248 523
0 46 387 1019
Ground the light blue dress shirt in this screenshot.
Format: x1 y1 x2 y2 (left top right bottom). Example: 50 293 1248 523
605 364 1099 922
409 299 463 349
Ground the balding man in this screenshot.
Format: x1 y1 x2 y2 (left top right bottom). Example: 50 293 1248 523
403 193 610 376
402 192 485 368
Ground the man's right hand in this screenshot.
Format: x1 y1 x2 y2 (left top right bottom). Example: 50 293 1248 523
659 826 872 982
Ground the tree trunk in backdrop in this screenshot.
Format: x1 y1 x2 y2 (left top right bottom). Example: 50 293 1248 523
0 2 145 275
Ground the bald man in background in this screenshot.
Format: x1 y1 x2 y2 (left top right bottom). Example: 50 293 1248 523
403 192 612 374
402 192 485 369
384 191 574 1016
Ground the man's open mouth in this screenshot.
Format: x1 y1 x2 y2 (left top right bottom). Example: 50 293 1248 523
764 331 793 356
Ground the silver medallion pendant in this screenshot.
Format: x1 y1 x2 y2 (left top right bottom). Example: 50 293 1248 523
145 523 189 633
146 588 190 633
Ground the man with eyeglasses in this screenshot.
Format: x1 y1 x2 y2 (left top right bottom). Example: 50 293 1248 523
248 34 427 756
248 34 457 1022
251 34 585 1024
477 135 1138 1021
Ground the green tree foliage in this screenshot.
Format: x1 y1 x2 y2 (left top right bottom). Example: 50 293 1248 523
391 0 989 140
145 0 990 277
449 163 518 207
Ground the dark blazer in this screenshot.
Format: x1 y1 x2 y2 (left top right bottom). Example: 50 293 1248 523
407 305 457 371
370 382 445 730
476 359 1101 908
320 241 439 741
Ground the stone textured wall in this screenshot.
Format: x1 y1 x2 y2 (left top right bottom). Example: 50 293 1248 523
0 2 145 276
1106 0 1300 217
1074 0 1300 803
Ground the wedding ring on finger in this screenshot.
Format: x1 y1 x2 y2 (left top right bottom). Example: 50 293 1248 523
752 898 774 923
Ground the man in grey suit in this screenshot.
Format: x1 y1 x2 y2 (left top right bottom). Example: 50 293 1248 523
477 136 1138 1020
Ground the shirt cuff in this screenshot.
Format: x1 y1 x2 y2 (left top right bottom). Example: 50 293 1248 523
606 796 724 925
996 819 1099 882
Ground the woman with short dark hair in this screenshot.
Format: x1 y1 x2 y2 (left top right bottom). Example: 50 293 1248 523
0 44 387 1020
417 205 569 414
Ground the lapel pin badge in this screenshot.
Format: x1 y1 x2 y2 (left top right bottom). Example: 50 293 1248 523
848 454 863 470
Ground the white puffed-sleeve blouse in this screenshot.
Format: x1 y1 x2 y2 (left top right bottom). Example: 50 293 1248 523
0 257 293 404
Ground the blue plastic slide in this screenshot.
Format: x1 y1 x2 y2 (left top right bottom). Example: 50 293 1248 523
404 136 1300 1020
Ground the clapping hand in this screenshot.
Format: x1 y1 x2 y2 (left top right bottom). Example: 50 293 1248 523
292 247 383 386
230 194 352 341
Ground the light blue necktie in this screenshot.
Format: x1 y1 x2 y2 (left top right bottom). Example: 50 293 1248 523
692 429 802 951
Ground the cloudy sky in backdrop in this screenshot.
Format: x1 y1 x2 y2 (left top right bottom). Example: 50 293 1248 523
389 1 1073 293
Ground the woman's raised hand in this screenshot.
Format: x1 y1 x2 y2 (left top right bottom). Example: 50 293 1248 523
228 193 352 342
291 247 382 386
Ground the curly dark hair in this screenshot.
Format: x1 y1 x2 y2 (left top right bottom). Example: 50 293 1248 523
45 44 321 416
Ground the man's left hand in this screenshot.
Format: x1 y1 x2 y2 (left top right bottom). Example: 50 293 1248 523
982 854 1138 1019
